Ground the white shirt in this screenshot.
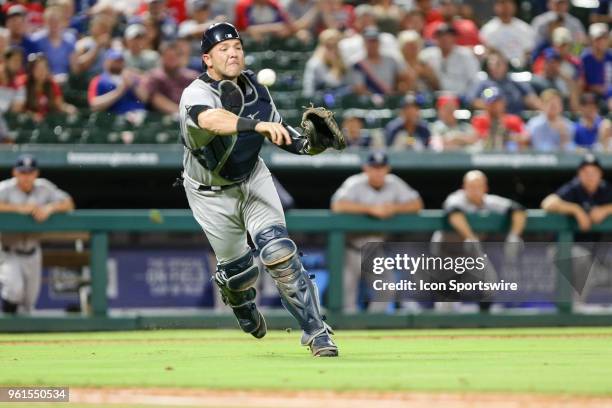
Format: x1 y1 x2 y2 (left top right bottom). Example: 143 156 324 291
419 46 480 96
480 17 536 67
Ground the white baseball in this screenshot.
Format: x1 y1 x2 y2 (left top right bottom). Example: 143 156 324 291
257 68 276 87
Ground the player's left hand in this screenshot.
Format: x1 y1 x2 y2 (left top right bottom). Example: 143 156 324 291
255 122 292 146
32 205 53 223
589 206 608 225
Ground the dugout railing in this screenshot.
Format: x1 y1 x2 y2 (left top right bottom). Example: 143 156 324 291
1 210 612 332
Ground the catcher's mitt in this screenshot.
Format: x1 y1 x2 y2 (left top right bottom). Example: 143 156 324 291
300 106 346 155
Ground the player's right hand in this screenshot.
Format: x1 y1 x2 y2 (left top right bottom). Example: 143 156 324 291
255 122 292 146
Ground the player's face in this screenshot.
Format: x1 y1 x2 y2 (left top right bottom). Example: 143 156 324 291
364 165 390 189
579 165 603 194
13 169 38 193
464 178 487 205
204 39 245 80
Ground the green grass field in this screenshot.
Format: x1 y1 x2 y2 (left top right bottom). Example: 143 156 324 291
1 327 612 407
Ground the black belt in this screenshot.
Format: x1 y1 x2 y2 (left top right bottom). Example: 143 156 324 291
197 183 240 192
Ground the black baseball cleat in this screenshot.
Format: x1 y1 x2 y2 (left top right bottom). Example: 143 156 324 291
302 324 339 357
232 302 267 339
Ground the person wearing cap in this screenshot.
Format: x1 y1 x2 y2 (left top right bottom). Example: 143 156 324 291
4 5 38 58
430 94 477 151
581 23 612 97
531 27 582 81
422 0 480 47
0 155 74 315
384 93 431 150
144 40 198 115
531 47 579 111
72 13 115 77
542 154 612 232
341 109 383 149
531 0 587 46
574 93 612 150
123 24 160 73
479 0 536 68
468 52 541 114
527 88 575 152
348 25 409 96
179 22 341 356
419 23 480 97
397 30 439 94
331 151 423 312
471 87 529 151
30 6 77 79
87 48 147 119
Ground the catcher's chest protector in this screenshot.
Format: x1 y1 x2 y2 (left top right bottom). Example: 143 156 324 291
202 71 274 182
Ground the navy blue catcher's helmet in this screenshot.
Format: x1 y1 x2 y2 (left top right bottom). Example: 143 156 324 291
200 22 242 54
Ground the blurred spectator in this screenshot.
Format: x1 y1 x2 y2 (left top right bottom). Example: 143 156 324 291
303 29 348 98
423 0 480 47
143 0 178 41
31 6 76 80
460 0 495 27
286 0 315 22
18 53 76 121
331 151 423 313
3 46 24 87
531 48 579 112
123 24 159 73
316 0 355 33
5 5 38 58
469 52 541 114
531 0 586 45
49 0 89 36
591 0 611 24
176 36 201 72
415 0 442 25
526 89 574 152
0 49 25 141
398 30 438 94
574 93 611 151
341 110 383 149
179 0 220 41
479 0 535 68
399 8 426 35
430 94 477 151
581 23 611 98
384 93 430 150
141 13 163 51
234 0 295 41
542 154 612 232
419 24 480 97
2 1 45 32
87 49 146 119
72 14 115 77
348 26 408 96
339 6 403 68
0 154 75 315
532 27 582 79
471 87 529 151
145 41 198 116
372 0 403 34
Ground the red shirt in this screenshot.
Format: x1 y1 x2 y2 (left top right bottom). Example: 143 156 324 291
424 19 481 46
471 113 525 139
16 74 62 116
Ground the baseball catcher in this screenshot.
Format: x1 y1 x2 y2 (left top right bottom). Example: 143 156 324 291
178 22 344 356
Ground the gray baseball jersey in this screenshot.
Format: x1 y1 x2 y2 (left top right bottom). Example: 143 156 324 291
0 177 71 312
331 173 421 206
179 70 282 187
443 189 522 215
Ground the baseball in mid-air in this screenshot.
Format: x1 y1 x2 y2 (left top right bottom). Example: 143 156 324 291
257 68 276 87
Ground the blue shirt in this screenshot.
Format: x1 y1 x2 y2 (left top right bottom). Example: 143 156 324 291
31 30 76 75
526 113 575 152
384 117 430 149
88 72 144 115
574 116 603 148
581 48 612 89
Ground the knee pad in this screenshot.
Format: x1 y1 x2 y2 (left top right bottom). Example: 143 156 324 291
215 251 259 292
254 225 289 251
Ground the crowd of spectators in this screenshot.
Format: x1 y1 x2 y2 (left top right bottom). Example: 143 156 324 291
0 0 610 151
